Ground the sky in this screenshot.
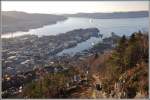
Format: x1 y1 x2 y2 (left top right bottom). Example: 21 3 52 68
2 1 149 14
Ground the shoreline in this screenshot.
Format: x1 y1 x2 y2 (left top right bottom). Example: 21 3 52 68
2 18 68 35
2 28 100 75
2 16 148 37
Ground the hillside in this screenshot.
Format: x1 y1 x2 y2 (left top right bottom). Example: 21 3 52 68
63 11 148 19
2 11 148 34
15 31 148 99
87 31 149 98
2 11 67 34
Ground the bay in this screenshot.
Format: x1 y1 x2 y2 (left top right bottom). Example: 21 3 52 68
2 17 148 38
2 17 148 55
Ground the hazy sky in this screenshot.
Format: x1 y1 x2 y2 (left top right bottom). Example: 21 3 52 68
2 1 149 14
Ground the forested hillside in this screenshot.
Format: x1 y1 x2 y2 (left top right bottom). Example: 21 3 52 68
19 31 148 99
89 31 149 98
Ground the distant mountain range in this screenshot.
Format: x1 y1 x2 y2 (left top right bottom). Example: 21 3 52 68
2 11 148 34
63 11 148 19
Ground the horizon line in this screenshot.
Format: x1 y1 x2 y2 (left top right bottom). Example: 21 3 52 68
2 10 149 15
